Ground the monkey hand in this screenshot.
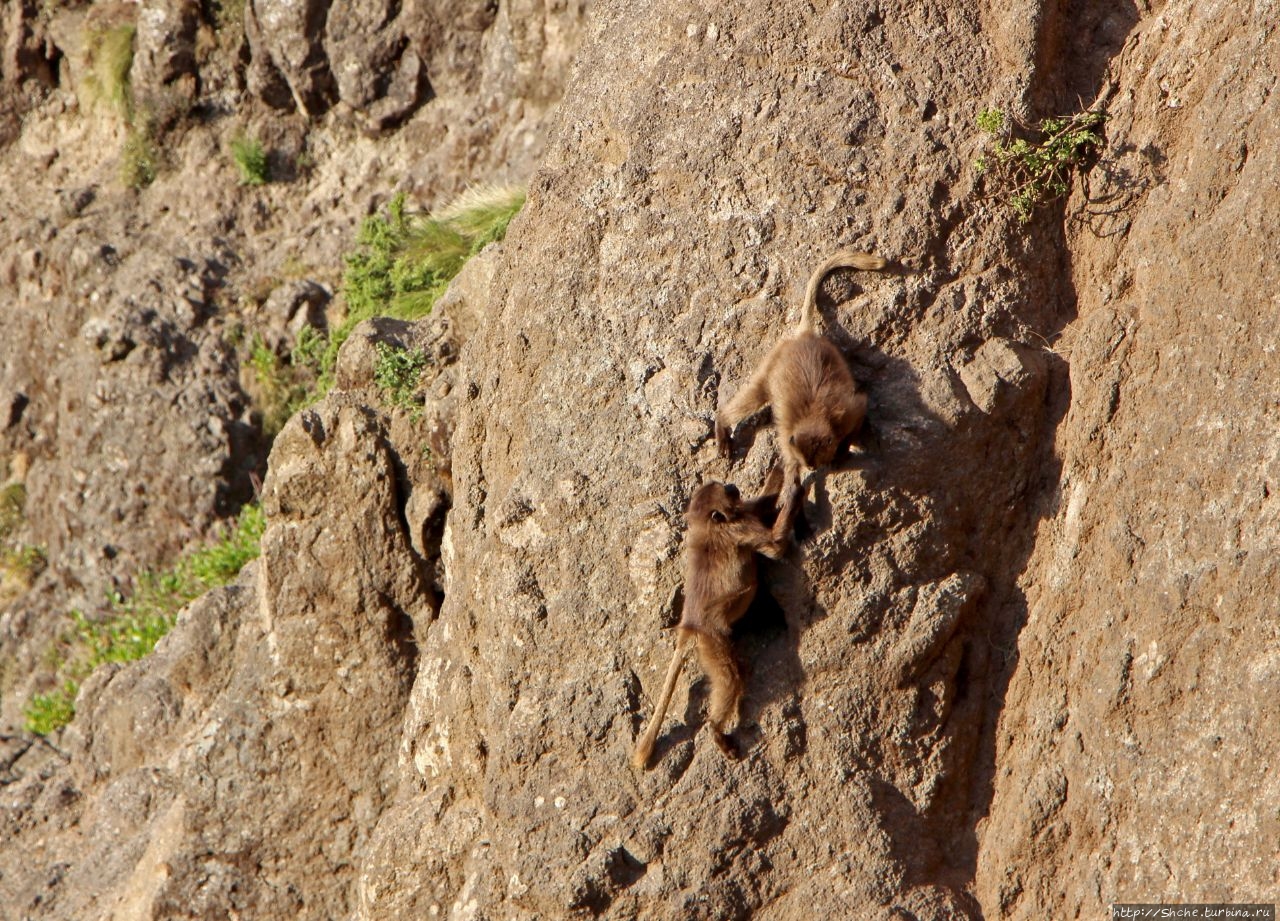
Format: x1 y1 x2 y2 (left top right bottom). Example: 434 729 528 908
771 481 805 543
715 421 734 460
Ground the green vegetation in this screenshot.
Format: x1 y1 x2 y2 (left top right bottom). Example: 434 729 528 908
81 24 136 118
1 544 46 596
121 121 158 189
373 343 430 413
233 185 523 438
79 19 163 189
245 333 324 437
315 183 525 396
22 503 266 735
0 482 45 600
230 134 269 186
0 483 25 537
23 681 77 737
974 107 1106 222
210 0 246 31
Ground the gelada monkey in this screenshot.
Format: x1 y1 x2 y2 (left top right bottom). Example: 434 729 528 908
632 468 799 770
715 249 886 524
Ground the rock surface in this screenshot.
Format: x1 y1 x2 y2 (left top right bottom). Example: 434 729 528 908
976 2 1280 914
0 0 586 725
2 0 1277 918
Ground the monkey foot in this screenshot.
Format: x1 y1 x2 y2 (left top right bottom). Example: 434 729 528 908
713 731 742 760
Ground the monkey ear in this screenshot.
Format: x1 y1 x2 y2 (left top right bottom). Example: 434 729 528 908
789 435 796 446
711 510 727 524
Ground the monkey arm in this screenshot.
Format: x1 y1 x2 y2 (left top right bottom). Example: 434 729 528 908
719 509 790 560
715 348 781 458
770 477 805 545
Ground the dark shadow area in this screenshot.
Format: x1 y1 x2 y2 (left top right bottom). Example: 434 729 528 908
915 3 1142 911
731 577 807 758
1029 0 1140 116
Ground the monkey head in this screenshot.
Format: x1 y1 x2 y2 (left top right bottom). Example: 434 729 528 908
789 420 839 470
687 481 743 525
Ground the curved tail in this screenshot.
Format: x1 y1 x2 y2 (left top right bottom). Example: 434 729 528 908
799 249 887 333
632 631 693 770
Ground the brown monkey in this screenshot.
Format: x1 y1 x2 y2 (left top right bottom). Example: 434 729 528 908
632 469 799 770
715 249 886 525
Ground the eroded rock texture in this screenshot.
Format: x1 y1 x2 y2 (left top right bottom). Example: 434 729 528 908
360 1 1075 916
977 1 1280 914
0 0 586 725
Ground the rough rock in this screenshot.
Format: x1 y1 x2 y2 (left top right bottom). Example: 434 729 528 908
130 0 199 112
975 1 1280 914
0 0 587 726
257 278 331 353
358 0 1073 912
246 0 336 115
0 387 435 918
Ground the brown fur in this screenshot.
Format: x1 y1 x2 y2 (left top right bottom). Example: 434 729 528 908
632 471 797 770
715 249 885 525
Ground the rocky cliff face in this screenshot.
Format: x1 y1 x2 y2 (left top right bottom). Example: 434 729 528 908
0 0 586 725
976 2 1280 913
2 0 1276 918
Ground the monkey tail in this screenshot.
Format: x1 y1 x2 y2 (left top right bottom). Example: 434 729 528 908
799 249 887 334
632 630 693 770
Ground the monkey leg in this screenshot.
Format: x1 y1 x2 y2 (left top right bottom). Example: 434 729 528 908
632 631 693 770
695 630 744 758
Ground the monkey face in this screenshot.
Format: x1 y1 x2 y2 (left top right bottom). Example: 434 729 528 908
790 426 838 469
688 481 742 524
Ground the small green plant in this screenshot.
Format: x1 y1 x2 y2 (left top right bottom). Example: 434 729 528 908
210 0 245 31
246 335 318 438
0 466 44 600
230 134 269 186
22 503 265 735
121 121 158 189
974 107 1106 222
1 544 46 599
79 19 169 188
374 343 430 412
0 482 26 538
23 681 78 737
292 324 328 374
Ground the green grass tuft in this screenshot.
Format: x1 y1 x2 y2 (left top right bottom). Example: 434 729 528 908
82 24 136 119
306 183 525 400
0 477 45 599
432 183 527 249
79 20 169 189
230 135 269 186
0 483 26 539
210 0 246 31
23 503 266 735
23 681 78 737
246 335 320 438
121 122 158 189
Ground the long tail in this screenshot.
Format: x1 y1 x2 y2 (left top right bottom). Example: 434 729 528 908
799 249 887 334
632 631 693 770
